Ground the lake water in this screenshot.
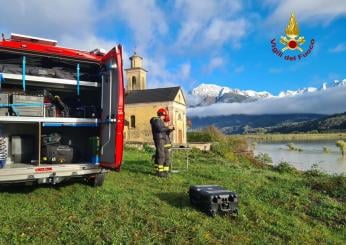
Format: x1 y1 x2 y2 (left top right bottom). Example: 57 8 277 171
254 140 346 174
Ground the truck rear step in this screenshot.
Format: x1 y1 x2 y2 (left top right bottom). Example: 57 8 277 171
0 163 104 183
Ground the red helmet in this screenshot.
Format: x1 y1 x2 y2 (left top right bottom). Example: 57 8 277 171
157 108 168 116
164 114 170 122
157 108 170 122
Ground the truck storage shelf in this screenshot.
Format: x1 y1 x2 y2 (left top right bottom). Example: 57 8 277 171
0 116 98 123
2 73 100 88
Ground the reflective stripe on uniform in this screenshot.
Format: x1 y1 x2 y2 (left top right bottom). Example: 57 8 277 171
156 165 164 172
164 144 172 148
163 166 169 171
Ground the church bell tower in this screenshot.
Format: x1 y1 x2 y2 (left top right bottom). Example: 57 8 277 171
125 52 147 91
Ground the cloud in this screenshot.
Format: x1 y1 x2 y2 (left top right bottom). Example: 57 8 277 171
175 0 242 23
105 0 168 52
0 0 138 89
187 93 203 107
0 0 119 53
266 0 346 26
102 1 186 90
188 86 346 117
203 18 247 47
145 59 192 89
144 55 179 89
234 65 245 73
0 0 96 39
60 35 117 51
204 57 225 73
329 43 346 53
174 0 247 50
179 62 191 80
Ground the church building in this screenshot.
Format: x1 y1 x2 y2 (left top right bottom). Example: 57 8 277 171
124 53 187 145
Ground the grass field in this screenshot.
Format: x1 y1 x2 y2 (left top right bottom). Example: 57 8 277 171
0 146 345 244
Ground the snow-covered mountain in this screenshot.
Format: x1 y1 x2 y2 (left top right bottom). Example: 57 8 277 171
191 84 232 97
189 79 346 107
276 80 346 97
330 79 346 87
278 87 317 97
191 83 273 99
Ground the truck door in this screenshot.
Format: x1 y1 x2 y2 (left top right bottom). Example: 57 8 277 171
100 45 124 171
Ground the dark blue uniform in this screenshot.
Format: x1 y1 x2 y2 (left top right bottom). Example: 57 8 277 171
150 117 171 177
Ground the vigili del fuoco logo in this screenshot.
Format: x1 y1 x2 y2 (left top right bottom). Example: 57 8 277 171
271 13 315 61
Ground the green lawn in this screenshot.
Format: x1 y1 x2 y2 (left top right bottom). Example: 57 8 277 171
0 147 345 244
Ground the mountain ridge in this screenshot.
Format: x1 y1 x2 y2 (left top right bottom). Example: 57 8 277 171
190 113 326 134
189 79 346 107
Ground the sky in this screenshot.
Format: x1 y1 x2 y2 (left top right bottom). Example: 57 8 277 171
0 0 345 96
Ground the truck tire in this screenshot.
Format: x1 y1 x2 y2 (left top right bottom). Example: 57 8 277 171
208 209 217 217
89 173 105 187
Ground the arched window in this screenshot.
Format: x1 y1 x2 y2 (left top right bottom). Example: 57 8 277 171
178 113 182 120
132 76 137 89
130 115 136 128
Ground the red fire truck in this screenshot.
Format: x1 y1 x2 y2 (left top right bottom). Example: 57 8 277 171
0 33 124 186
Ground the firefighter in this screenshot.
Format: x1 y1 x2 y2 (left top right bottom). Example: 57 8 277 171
150 108 174 177
163 114 174 175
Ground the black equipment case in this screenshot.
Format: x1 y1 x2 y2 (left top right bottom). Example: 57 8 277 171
189 185 238 216
42 145 74 164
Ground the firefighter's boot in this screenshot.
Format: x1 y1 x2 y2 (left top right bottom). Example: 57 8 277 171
163 165 170 177
155 164 165 177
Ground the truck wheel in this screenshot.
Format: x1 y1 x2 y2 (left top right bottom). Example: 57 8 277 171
89 173 105 187
208 210 217 217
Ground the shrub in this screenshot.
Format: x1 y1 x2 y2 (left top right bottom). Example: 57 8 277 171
336 140 346 156
210 142 229 157
306 174 346 201
187 132 212 142
255 153 273 164
188 126 233 143
192 126 252 163
143 143 155 154
287 143 303 151
210 138 248 162
203 126 227 142
124 144 140 151
274 162 298 174
323 146 330 153
188 126 226 143
304 164 325 177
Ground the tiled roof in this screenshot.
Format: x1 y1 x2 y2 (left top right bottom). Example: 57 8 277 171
125 87 181 104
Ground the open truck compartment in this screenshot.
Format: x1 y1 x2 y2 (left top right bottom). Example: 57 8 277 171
0 123 104 184
0 51 102 82
0 33 125 185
